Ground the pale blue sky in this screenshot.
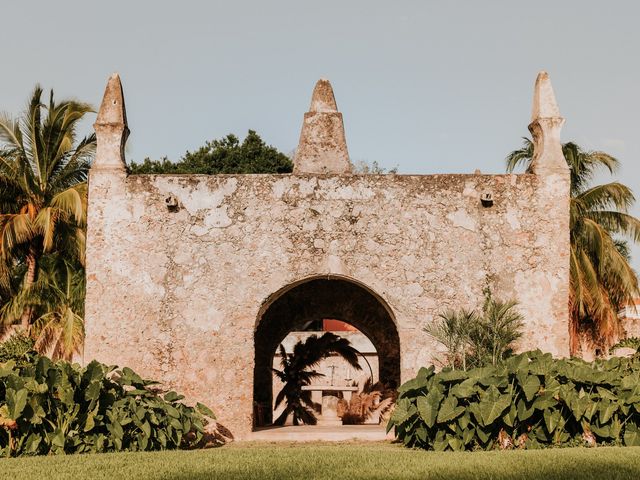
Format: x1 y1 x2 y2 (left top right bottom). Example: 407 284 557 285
2 1 639 264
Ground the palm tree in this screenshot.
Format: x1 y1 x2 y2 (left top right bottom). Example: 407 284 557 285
0 86 94 348
272 332 362 426
426 293 523 369
3 256 85 360
507 138 640 354
470 297 524 367
424 309 476 370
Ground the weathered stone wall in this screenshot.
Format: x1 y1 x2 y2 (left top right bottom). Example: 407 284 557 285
85 169 569 436
84 72 570 438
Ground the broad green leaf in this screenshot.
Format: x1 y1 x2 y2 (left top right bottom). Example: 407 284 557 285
596 387 617 401
397 377 428 395
0 360 16 377
84 411 96 432
504 404 517 427
165 404 181 419
468 366 498 380
610 417 622 440
591 422 612 439
414 425 428 444
478 386 511 426
109 421 124 440
83 361 105 383
196 402 215 418
533 426 551 442
432 431 448 451
141 420 151 438
126 389 148 396
139 433 149 450
621 374 640 390
164 391 184 402
24 379 48 394
28 397 46 425
516 399 535 422
389 399 411 428
437 369 468 383
504 352 529 372
624 424 640 446
448 436 465 451
462 427 476 445
583 400 599 421
517 373 540 402
451 378 477 399
457 412 471 430
436 396 464 423
49 429 66 449
6 388 28 419
532 391 556 411
544 377 561 395
85 381 101 402
567 395 590 420
598 400 617 424
417 391 442 428
24 433 41 454
170 418 183 431
416 366 435 380
476 427 491 444
543 409 561 433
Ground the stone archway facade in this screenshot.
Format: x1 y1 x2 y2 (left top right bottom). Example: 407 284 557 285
84 73 570 438
254 276 401 425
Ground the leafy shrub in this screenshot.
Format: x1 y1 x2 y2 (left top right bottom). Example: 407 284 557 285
0 353 215 456
0 333 35 364
611 337 640 352
388 350 640 451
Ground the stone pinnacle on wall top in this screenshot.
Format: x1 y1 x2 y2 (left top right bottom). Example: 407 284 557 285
95 73 128 127
92 73 129 172
528 71 568 175
293 78 351 175
531 71 561 121
309 78 339 113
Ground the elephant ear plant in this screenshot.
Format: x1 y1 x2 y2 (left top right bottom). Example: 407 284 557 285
388 350 640 451
0 343 217 457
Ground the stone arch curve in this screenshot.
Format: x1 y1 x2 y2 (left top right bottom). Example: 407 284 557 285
253 274 401 426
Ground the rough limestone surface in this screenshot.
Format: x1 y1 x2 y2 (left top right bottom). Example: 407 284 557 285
293 79 351 174
84 72 571 439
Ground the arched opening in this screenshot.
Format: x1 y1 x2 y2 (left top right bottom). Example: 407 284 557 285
253 276 400 427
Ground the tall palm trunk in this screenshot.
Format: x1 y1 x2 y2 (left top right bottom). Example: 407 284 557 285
20 245 38 329
569 317 580 357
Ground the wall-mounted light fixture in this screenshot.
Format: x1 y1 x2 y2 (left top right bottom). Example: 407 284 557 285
480 192 494 208
165 194 180 212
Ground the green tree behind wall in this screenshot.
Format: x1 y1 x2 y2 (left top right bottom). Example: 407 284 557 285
129 130 293 174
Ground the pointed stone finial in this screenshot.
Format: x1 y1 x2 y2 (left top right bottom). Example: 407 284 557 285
92 73 129 173
293 79 351 174
528 71 568 174
309 79 338 113
531 71 561 121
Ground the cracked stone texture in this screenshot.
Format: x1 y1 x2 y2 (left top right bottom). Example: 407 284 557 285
84 168 570 438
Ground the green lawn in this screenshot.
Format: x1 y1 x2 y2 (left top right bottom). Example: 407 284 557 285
2 442 640 480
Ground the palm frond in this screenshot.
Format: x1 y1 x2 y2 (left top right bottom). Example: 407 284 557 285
0 213 35 258
505 137 534 173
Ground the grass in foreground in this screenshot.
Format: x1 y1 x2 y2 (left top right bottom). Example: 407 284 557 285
2 442 640 480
